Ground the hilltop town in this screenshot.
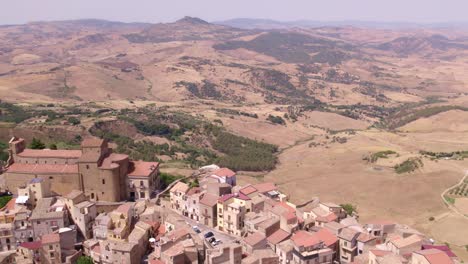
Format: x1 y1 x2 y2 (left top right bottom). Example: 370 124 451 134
0 137 461 264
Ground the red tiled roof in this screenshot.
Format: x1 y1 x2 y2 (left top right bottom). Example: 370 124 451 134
291 231 320 248
200 193 219 207
315 228 338 247
370 249 392 257
7 163 79 174
252 182 277 193
244 232 266 246
212 168 236 178
100 153 128 169
240 185 257 195
41 233 60 244
357 232 376 243
166 228 189 241
18 149 82 158
267 229 290 245
92 245 101 255
115 203 133 214
236 192 251 201
127 160 159 177
422 245 457 258
414 249 454 264
218 193 236 203
19 241 42 250
316 212 338 223
186 187 202 196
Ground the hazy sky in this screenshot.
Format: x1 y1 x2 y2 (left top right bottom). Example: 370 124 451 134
2 0 468 25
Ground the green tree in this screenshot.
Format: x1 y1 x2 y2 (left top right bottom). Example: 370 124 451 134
49 143 58 150
30 138 46 150
76 256 93 264
340 203 357 216
68 117 81 125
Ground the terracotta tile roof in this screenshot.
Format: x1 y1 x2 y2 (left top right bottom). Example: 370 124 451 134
370 249 393 257
357 232 376 243
338 227 360 241
2 198 16 211
64 190 84 200
236 192 251 201
18 149 82 158
414 249 454 264
218 193 236 203
316 212 338 223
7 163 79 174
81 137 105 147
19 241 42 250
212 168 236 178
200 193 219 207
315 228 338 247
267 229 290 245
115 203 133 214
252 182 277 193
149 259 165 264
243 232 266 246
166 228 190 242
186 187 202 196
391 234 422 249
170 182 189 194
92 245 101 255
41 233 60 244
291 231 320 248
127 160 159 177
422 245 457 258
240 185 257 195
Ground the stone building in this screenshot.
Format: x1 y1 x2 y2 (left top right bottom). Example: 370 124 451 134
4 137 160 203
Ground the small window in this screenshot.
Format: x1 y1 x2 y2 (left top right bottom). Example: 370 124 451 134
49 245 53 250
140 192 145 198
49 176 53 180
37 221 41 224
91 193 95 199
102 179 105 184
86 165 90 169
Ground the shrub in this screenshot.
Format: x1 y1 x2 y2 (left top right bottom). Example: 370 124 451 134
160 173 183 189
429 216 435 221
267 115 286 125
29 138 46 150
394 158 423 174
340 203 357 216
0 141 8 162
77 256 93 264
49 143 58 150
67 116 81 125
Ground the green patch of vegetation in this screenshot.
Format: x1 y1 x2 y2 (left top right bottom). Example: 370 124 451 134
444 196 455 204
340 203 357 216
420 150 468 160
0 141 8 162
0 196 12 209
0 101 32 123
364 150 397 163
160 172 184 189
76 256 93 264
394 158 423 174
266 115 286 125
29 138 46 150
385 105 468 130
215 108 258 119
210 128 278 171
67 116 81 125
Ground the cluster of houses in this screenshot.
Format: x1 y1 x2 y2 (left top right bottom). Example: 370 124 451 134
164 165 461 264
0 136 461 263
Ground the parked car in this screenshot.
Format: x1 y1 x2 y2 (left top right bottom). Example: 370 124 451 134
212 239 222 246
208 237 216 243
204 231 214 238
192 226 201 233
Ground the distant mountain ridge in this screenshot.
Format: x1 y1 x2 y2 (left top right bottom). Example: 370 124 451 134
215 18 468 30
